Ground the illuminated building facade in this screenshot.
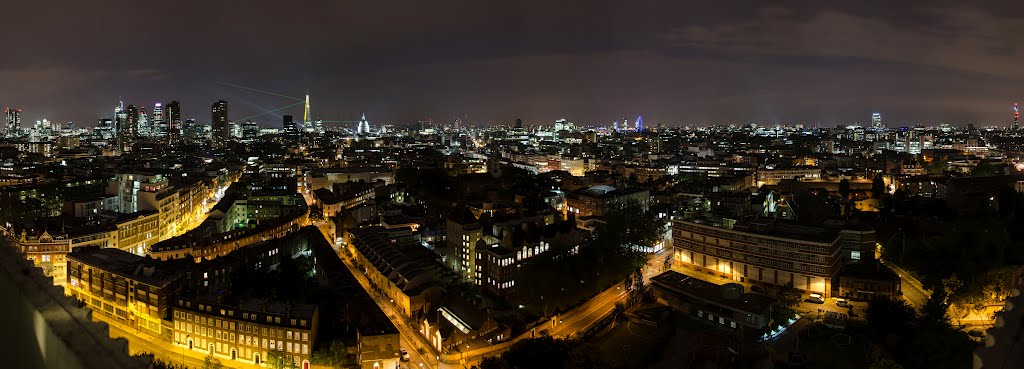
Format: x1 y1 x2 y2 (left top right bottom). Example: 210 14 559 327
66 247 186 340
4 107 21 137
171 297 317 368
672 217 843 297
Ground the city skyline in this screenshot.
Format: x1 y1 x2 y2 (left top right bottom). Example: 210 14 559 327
1 1 1022 125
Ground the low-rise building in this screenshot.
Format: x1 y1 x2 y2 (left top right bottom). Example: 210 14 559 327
651 270 773 330
171 297 318 368
672 217 843 297
66 246 187 340
565 185 649 217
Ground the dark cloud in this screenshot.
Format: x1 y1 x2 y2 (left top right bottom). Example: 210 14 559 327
0 1 1020 127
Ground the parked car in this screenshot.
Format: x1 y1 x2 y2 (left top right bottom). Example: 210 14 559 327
836 299 851 308
400 349 411 362
806 293 825 304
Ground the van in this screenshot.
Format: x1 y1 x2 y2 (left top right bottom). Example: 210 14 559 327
807 293 825 304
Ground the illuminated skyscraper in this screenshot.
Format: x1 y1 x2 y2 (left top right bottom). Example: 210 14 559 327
166 101 181 143
4 107 21 138
872 113 882 129
138 108 149 136
124 104 139 138
303 94 311 126
635 115 643 132
211 100 229 142
1015 103 1020 130
152 103 164 137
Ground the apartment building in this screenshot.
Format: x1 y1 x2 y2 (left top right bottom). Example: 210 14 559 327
66 247 187 339
172 297 318 368
672 217 843 297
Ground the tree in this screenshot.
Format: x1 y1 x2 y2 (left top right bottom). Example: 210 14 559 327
839 178 851 199
310 339 352 367
920 290 951 328
776 282 802 309
872 174 885 198
202 353 224 369
266 350 297 369
865 296 916 339
869 358 905 369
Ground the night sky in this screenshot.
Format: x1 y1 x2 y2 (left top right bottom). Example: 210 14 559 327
1 1 1020 127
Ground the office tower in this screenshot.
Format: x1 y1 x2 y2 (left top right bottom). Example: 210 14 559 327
211 100 229 142
124 104 139 138
622 116 629 131
313 119 323 134
1015 103 1020 130
138 108 149 137
166 101 181 143
4 107 21 137
114 101 127 135
872 113 882 129
242 120 260 140
515 118 523 129
152 103 164 137
283 115 298 136
184 119 197 141
635 115 643 132
613 120 619 132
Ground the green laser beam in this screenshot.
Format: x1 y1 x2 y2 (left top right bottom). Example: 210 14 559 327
235 101 307 122
216 82 304 101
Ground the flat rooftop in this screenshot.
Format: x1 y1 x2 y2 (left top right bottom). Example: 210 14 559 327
650 270 773 315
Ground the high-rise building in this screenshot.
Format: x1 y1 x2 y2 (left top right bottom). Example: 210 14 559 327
283 115 299 136
152 103 164 137
138 108 149 137
1014 103 1020 130
166 101 181 143
515 118 523 129
871 113 882 129
241 120 260 141
4 107 21 138
303 94 311 126
114 101 126 135
635 115 643 132
124 104 139 138
211 100 229 142
184 119 197 141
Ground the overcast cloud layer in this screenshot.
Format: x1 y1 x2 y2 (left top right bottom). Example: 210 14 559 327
0 1 1020 127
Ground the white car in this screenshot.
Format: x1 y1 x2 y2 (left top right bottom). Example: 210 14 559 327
400 349 411 362
806 293 825 304
836 299 851 308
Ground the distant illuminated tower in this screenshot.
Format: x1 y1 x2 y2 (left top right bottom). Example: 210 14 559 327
1015 102 1020 130
138 107 149 137
356 114 371 134
166 101 181 143
303 94 311 126
113 101 126 137
635 115 643 132
613 120 619 132
4 107 21 138
622 116 629 131
872 112 882 129
124 104 139 138
211 100 229 142
152 103 164 137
